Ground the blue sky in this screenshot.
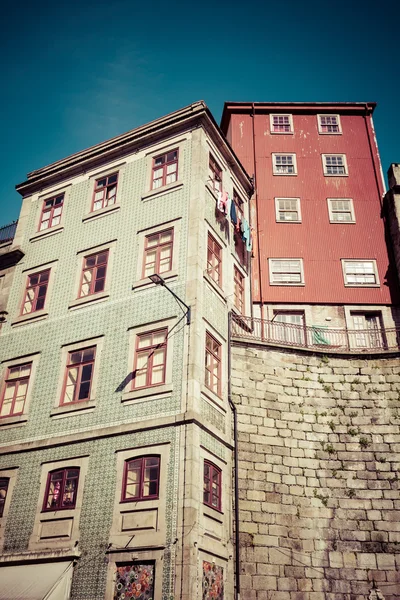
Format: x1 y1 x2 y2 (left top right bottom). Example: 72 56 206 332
1 0 399 225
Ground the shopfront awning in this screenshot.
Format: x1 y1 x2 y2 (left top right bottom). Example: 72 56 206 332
0 561 73 600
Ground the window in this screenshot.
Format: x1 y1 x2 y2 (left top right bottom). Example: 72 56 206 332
0 363 31 418
122 456 160 501
209 154 222 193
143 229 173 278
205 332 221 396
203 461 221 510
92 173 118 211
152 150 178 189
342 260 378 286
61 347 95 405
234 267 245 313
114 563 155 600
275 198 301 222
39 194 64 231
351 313 383 349
272 312 305 345
269 259 304 285
270 114 293 133
322 154 347 176
133 329 167 389
207 234 222 286
328 199 355 223
79 250 109 297
0 478 9 518
21 269 50 314
318 114 341 134
272 154 297 175
43 468 80 511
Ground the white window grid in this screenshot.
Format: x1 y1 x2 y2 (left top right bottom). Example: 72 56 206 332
322 154 347 176
272 153 297 175
318 114 341 134
342 260 379 286
269 259 304 285
275 198 301 222
327 199 355 223
270 114 293 134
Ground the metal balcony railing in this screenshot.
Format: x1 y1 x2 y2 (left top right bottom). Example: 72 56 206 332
231 314 400 353
0 221 17 244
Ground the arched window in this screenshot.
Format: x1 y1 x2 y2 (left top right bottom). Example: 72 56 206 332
43 468 80 511
122 457 160 502
203 460 222 511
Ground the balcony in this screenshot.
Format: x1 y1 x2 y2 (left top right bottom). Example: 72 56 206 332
231 314 400 354
0 221 17 244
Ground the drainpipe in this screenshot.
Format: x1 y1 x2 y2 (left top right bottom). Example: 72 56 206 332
228 310 240 600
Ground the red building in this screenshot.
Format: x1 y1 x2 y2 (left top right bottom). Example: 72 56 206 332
221 102 399 347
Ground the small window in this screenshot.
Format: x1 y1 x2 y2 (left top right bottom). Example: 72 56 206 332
39 194 64 231
342 260 378 286
318 114 341 134
209 154 222 193
152 150 178 189
269 259 304 285
43 468 80 511
203 460 221 510
270 114 293 133
207 233 222 286
61 347 96 405
328 199 355 223
79 250 109 297
275 198 301 222
205 332 221 396
322 154 347 176
234 267 245 313
92 173 118 212
21 269 50 314
0 478 9 517
143 229 173 278
133 329 167 389
272 154 297 175
114 563 155 599
0 363 31 418
122 456 160 501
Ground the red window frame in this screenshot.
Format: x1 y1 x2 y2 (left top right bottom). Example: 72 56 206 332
234 267 245 313
0 363 31 418
151 150 178 190
121 456 160 502
142 229 174 279
42 467 80 511
133 329 168 389
0 478 9 517
205 332 221 396
92 173 118 212
39 193 64 231
209 155 222 193
21 269 50 315
61 346 96 405
203 460 222 511
79 250 109 298
207 234 222 286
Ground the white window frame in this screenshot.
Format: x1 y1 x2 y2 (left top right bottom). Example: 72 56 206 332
272 153 297 176
275 198 301 223
317 114 342 135
269 258 304 286
341 260 379 287
270 114 294 134
322 154 348 176
327 198 355 223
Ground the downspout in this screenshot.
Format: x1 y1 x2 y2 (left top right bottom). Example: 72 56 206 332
228 310 240 600
251 103 264 322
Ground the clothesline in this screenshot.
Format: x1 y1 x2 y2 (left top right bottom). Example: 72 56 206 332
216 190 253 253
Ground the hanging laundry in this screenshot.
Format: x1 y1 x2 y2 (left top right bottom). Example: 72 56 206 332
230 198 237 226
220 191 229 214
241 218 252 252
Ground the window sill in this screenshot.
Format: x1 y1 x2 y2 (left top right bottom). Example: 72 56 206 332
82 204 120 222
329 220 356 224
203 273 226 303
273 172 298 176
318 131 342 135
323 173 348 177
276 220 302 224
270 282 305 286
203 504 224 519
50 400 96 417
122 384 173 403
270 131 294 135
30 226 64 242
142 181 183 202
0 414 28 427
68 292 109 310
344 284 380 288
11 310 48 326
201 385 224 408
132 271 178 291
